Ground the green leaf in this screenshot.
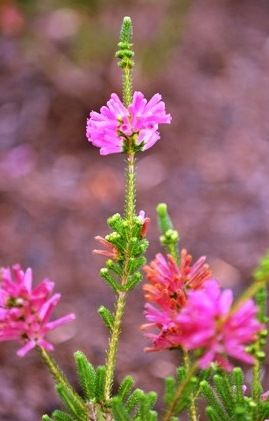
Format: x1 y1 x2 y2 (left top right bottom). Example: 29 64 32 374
176 367 186 384
42 416 53 421
127 256 146 274
95 366 106 402
206 406 222 421
200 380 229 421
126 389 144 414
98 305 114 331
164 377 176 405
52 410 74 421
232 368 245 404
74 351 96 401
106 259 122 275
213 374 234 416
124 272 142 291
100 268 123 292
146 410 158 421
111 396 131 421
56 384 87 421
118 375 135 401
138 392 157 419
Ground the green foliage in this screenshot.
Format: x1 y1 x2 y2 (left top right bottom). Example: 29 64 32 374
46 410 74 421
98 305 115 332
98 212 148 307
55 384 87 421
253 250 269 325
156 203 179 261
43 352 105 420
74 351 96 400
111 388 157 421
201 367 269 421
95 365 107 402
43 352 158 421
162 366 201 417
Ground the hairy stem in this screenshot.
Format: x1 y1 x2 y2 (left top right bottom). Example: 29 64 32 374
104 153 136 400
183 352 198 421
104 17 135 401
123 67 132 107
252 359 262 402
38 347 85 411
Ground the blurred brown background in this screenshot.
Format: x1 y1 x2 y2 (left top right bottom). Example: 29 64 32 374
1 0 269 419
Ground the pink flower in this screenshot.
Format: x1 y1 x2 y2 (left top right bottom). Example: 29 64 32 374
86 91 171 155
0 265 75 357
138 210 150 237
176 280 262 370
143 250 212 311
142 303 181 352
142 277 262 370
93 236 119 259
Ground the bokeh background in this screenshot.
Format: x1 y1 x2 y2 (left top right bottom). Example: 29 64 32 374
1 0 269 419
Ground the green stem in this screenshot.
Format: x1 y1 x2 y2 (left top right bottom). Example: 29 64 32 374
123 67 132 107
104 17 135 401
104 153 136 401
160 215 197 421
183 352 198 421
162 363 198 421
252 359 261 402
38 347 86 412
228 281 266 317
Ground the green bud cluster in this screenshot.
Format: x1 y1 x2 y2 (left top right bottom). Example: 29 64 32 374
115 16 135 69
156 203 180 262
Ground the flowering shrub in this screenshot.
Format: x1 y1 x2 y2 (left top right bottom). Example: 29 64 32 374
1 16 269 421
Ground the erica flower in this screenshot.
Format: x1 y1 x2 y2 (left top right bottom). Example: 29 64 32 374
176 280 262 370
143 275 262 370
143 250 212 311
0 265 75 357
138 210 150 237
93 236 119 259
86 91 171 155
142 303 182 352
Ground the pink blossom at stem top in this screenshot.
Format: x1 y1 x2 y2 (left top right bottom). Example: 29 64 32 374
0 265 75 357
86 91 171 155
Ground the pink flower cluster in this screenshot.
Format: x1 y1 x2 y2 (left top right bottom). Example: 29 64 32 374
86 91 171 155
143 250 212 311
142 252 262 370
0 265 75 357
